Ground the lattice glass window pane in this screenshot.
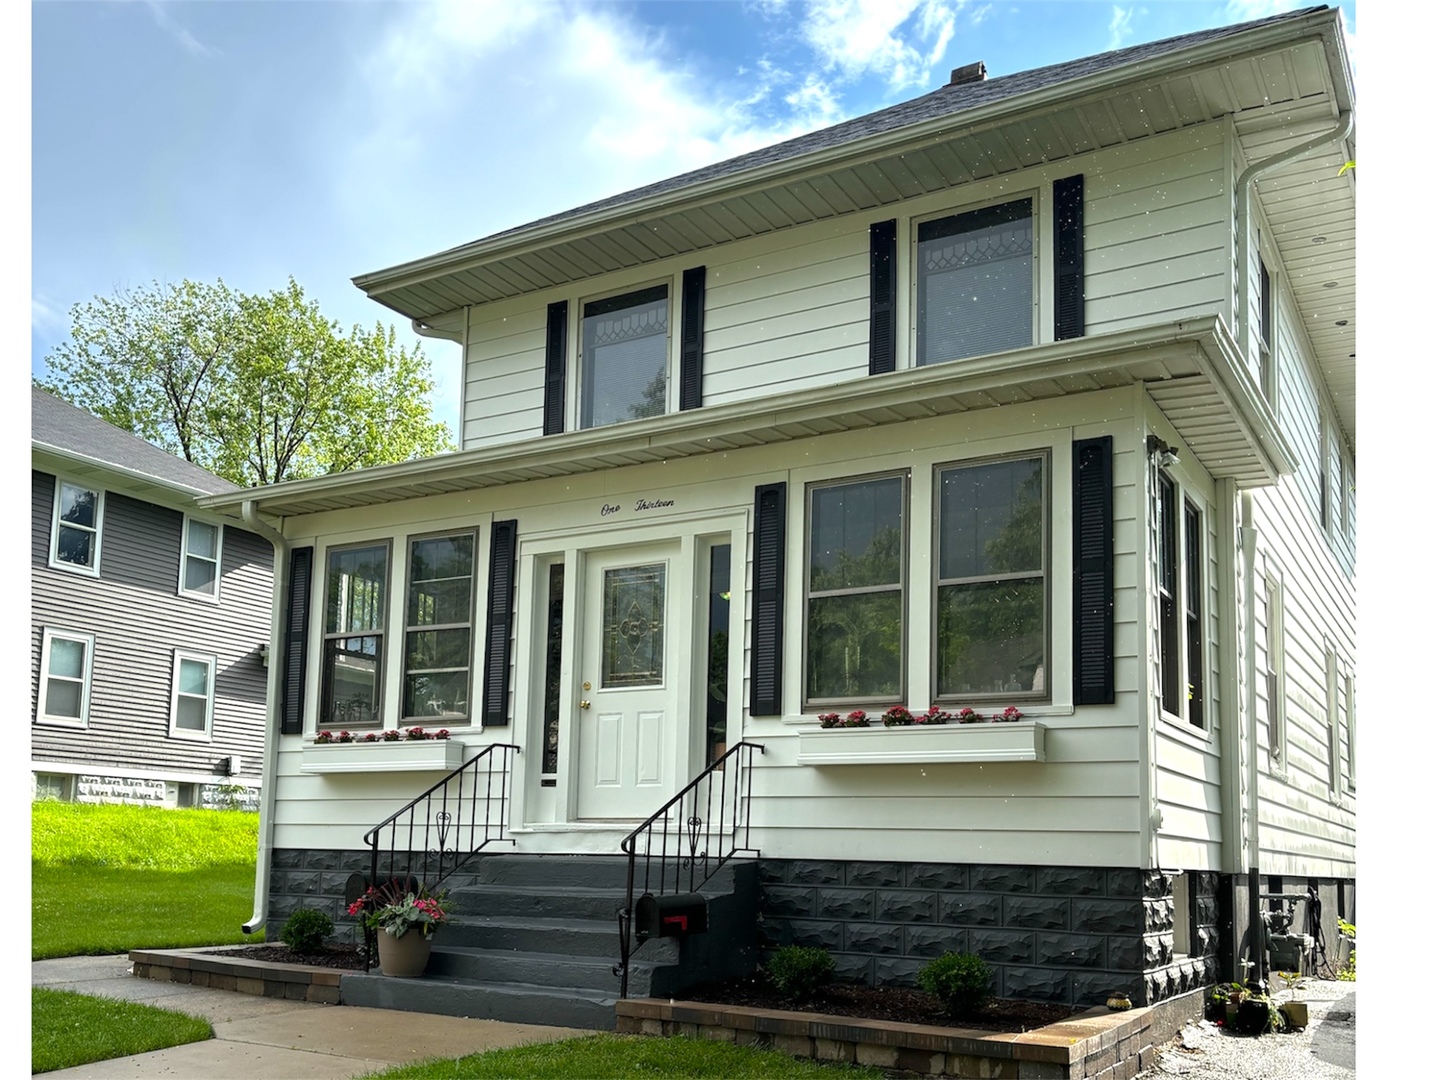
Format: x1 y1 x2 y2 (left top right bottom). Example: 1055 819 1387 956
582 286 668 429
602 563 666 688
918 199 1033 364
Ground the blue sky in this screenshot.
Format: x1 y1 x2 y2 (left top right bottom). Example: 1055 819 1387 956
26 0 1358 441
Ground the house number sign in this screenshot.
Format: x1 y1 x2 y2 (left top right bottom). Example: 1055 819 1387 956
598 496 677 518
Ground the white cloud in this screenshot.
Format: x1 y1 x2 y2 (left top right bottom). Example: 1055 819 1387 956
143 1 216 58
798 0 963 90
31 294 67 337
1223 1 1297 20
1108 5 1135 51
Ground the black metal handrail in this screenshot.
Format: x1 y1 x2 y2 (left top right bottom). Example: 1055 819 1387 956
615 741 764 998
358 742 519 971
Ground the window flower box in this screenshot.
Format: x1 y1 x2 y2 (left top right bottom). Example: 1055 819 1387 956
796 721 1046 766
300 738 468 774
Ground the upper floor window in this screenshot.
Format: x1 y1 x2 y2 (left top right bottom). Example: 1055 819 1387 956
51 480 103 573
805 473 907 704
935 454 1047 701
917 197 1034 365
181 518 222 599
170 650 215 738
403 532 476 721
321 542 390 728
581 285 669 429
1258 259 1274 401
38 628 95 726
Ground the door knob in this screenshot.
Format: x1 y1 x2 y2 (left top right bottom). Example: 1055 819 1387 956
579 699 591 710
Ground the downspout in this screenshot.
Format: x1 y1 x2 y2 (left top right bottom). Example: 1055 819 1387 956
1217 478 1244 875
1235 110 1354 360
1239 492 1263 984
413 311 470 445
241 500 288 936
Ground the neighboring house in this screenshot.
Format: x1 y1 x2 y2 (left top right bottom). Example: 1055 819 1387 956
202 6 1355 1022
31 387 274 810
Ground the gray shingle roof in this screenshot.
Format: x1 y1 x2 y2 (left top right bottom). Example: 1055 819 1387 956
31 386 240 497
422 5 1329 260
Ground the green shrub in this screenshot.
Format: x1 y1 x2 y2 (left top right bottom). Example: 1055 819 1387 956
280 908 333 954
765 946 835 999
918 952 993 1015
1337 918 1356 981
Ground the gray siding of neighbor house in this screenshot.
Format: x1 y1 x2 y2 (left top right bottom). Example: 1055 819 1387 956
31 470 272 782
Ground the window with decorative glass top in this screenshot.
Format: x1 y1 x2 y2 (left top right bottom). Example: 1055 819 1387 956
581 285 669 429
403 532 475 721
805 473 906 704
917 198 1034 365
935 454 1047 701
602 563 666 688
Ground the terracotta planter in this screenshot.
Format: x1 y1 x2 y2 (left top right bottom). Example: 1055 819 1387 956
376 929 433 977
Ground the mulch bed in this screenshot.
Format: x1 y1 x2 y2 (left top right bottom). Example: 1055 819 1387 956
221 943 369 970
677 972 1077 1034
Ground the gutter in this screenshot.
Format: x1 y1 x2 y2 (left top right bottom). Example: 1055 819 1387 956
240 500 288 937
1235 108 1354 360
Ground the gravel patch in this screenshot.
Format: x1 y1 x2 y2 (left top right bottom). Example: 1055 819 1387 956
1138 978 1355 1080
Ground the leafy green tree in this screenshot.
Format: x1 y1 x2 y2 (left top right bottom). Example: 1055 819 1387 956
38 278 454 486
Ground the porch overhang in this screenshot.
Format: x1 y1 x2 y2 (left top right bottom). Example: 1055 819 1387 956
198 317 1288 522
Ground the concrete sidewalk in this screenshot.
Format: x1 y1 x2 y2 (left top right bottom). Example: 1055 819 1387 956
33 954 593 1079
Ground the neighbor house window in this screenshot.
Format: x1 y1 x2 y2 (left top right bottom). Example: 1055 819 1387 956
51 480 103 573
403 531 476 721
38 628 95 726
917 197 1034 365
180 518 222 598
935 454 1047 700
321 542 390 727
170 651 216 738
805 473 907 704
581 285 668 429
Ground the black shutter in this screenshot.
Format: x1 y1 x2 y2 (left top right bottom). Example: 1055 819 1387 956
280 546 313 735
869 220 897 375
1073 437 1114 705
543 301 568 436
1053 175 1085 342
749 483 786 716
679 266 705 411
481 519 519 726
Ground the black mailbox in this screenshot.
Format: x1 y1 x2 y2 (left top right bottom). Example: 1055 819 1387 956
634 892 708 940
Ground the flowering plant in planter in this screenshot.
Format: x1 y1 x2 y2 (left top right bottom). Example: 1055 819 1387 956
313 728 451 745
914 706 952 725
993 706 1025 722
881 706 914 727
840 710 870 728
817 713 842 728
954 708 981 724
347 886 452 940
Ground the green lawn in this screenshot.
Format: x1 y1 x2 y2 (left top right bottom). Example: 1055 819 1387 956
32 988 212 1073
357 1034 885 1079
32 801 265 958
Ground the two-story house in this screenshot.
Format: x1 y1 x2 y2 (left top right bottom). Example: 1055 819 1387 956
32 387 274 810
201 5 1355 1025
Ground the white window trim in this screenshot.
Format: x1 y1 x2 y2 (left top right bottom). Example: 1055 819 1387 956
910 189 1042 371
1263 566 1288 772
49 478 104 576
178 516 224 602
37 628 96 728
319 539 392 730
1152 459 1210 736
170 649 217 741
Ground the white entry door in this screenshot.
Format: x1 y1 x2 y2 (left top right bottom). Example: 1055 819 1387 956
575 545 678 820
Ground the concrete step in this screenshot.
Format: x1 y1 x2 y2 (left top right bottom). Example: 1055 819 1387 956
428 946 666 996
340 969 617 1031
448 884 629 921
440 914 679 964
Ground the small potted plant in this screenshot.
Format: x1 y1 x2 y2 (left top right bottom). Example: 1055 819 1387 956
881 706 914 727
840 710 870 728
993 706 1024 722
955 707 980 724
348 884 452 977
915 706 952 725
1275 971 1308 1029
817 713 841 728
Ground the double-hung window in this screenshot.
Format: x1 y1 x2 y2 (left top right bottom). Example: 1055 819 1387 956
1258 259 1274 399
321 542 390 727
403 532 476 721
935 454 1047 700
805 474 906 704
51 480 103 573
1184 500 1205 728
180 518 222 599
581 285 669 429
1157 474 1207 729
38 628 95 726
1157 473 1181 717
170 651 216 738
917 198 1034 365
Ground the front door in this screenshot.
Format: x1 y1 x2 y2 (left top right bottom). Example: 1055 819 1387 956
575 544 677 819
